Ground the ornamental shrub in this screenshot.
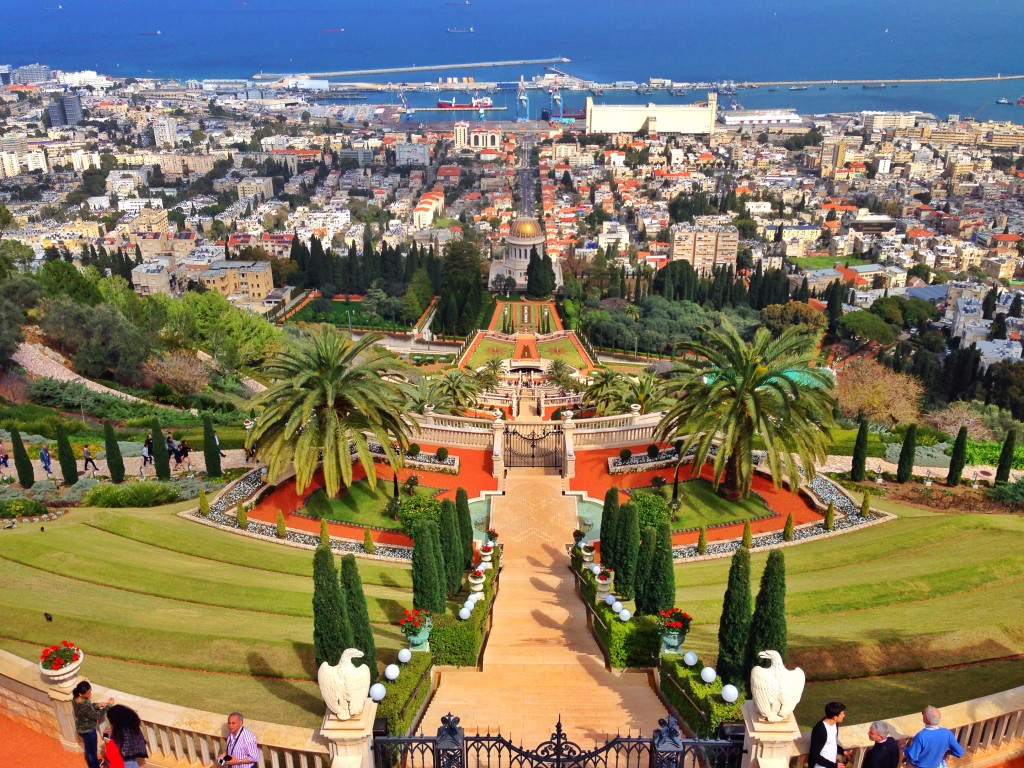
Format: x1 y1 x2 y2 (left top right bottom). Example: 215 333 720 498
276 510 287 538
103 421 124 484
619 448 632 463
996 430 1017 484
0 497 48 518
236 500 248 529
647 521 675 613
946 426 968 487
860 494 871 518
456 487 473 568
407 444 421 457
631 490 670 531
10 427 34 489
198 487 210 516
320 519 330 547
744 549 787 686
376 651 432 736
203 415 222 478
599 486 620 570
340 554 377 681
363 527 376 554
397 495 442 536
633 526 659 615
83 481 180 508
435 447 449 462
150 419 171 480
717 546 752 687
411 520 446 614
588 593 660 667
615 503 640 599
55 424 77 487
823 501 835 531
851 418 869 482
312 544 350 668
896 424 917 483
741 520 752 548
438 499 463 597
647 443 660 459
987 476 1024 508
660 657 744 733
697 526 708 554
782 512 795 541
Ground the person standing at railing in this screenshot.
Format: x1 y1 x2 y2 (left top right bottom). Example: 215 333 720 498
102 704 149 768
864 721 900 768
72 680 114 768
810 702 850 768
904 707 964 768
217 712 259 767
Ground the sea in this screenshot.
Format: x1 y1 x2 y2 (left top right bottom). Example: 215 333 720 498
4 0 1024 123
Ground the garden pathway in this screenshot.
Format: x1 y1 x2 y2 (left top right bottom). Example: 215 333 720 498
420 469 666 746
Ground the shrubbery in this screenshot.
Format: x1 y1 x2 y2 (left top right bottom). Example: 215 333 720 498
573 557 659 668
631 490 670 531
659 657 744 733
376 651 432 736
0 497 48 518
83 481 181 508
430 548 500 665
397 495 442 535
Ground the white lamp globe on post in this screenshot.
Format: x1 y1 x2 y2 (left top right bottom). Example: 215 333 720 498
369 683 386 702
700 666 716 683
604 593 615 605
458 607 471 620
618 608 631 621
721 684 739 703
611 601 623 613
683 651 698 667
397 648 412 664
384 664 400 681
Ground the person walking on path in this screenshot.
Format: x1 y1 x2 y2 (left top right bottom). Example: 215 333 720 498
83 446 99 473
217 711 259 767
905 706 964 768
214 430 226 458
72 680 114 768
864 721 900 768
142 435 153 467
102 704 149 768
39 445 53 477
809 702 850 768
177 439 192 471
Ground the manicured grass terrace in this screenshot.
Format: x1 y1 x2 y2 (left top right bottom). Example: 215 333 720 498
670 479 769 530
289 299 412 332
306 480 441 530
464 340 516 369
535 339 587 370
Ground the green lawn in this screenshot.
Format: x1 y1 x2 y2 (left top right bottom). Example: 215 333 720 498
312 481 441 529
465 339 516 369
289 300 411 332
789 256 872 270
671 479 770 530
0 500 424 727
753 427 886 458
673 500 1024 726
536 339 587 369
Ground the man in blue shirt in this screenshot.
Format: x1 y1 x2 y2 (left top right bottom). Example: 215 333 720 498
905 706 964 768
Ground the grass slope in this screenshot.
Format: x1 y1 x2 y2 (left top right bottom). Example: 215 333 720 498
317 481 439 529
672 480 769 530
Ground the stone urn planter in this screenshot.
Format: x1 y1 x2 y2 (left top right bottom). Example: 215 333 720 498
39 649 84 686
596 573 613 594
660 630 685 656
479 546 494 564
405 616 432 653
468 571 486 593
580 546 595 564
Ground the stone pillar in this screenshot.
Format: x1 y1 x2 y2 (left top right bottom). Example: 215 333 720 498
630 403 642 425
45 674 84 753
423 404 435 425
741 702 801 768
320 701 378 768
561 416 576 479
491 418 504 478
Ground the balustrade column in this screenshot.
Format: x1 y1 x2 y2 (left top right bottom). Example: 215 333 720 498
491 419 504 478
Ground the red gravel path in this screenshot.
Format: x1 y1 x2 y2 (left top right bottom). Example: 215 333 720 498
0 714 79 768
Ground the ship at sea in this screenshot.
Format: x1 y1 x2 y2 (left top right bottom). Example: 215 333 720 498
445 0 470 4
436 94 492 109
321 28 345 33
789 85 808 91
1018 96 1024 106
863 83 886 89
139 30 162 36
446 26 474 32
997 97 1010 105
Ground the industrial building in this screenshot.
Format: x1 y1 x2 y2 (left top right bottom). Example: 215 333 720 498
584 93 717 135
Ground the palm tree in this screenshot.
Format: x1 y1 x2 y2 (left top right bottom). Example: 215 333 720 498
547 359 578 391
657 325 835 501
584 367 624 415
407 377 454 415
474 358 505 392
249 326 414 498
610 371 668 414
434 368 482 412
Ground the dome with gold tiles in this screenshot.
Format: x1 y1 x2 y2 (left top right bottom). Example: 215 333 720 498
508 217 542 240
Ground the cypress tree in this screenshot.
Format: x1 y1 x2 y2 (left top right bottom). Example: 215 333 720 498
236 500 247 529
615 503 640 599
947 426 968 487
411 521 446 614
860 494 871 518
340 554 377 682
456 488 473 568
363 527 376 554
320 519 330 547
633 526 659 615
55 424 78 486
151 419 171 480
896 424 917 483
824 501 835 531
717 547 752 686
745 550 788 685
10 428 34 489
103 421 124 484
276 510 287 539
648 521 676 613
312 545 350 668
438 499 463 597
198 488 210 516
996 429 1016 484
393 473 399 499
850 419 869 482
741 520 752 548
599 486 620 570
782 512 795 541
203 416 222 477
697 526 708 555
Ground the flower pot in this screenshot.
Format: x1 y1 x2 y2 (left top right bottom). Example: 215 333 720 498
480 549 493 563
581 549 595 564
597 577 612 594
405 617 432 653
660 630 685 656
39 652 84 685
468 575 485 593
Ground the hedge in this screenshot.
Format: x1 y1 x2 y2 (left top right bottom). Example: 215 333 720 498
0 497 48 518
430 547 501 666
659 656 744 735
376 650 433 736
83 481 181 508
956 439 1024 470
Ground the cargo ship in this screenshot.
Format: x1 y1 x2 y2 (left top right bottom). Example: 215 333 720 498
446 26 474 32
789 85 808 91
436 95 492 108
863 83 886 89
321 28 345 33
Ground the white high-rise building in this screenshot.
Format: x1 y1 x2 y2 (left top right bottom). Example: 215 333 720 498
152 117 178 148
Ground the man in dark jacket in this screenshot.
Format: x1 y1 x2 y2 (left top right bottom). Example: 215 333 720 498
864 721 900 768
809 702 849 768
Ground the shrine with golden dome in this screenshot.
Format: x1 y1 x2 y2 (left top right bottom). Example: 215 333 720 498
488 215 563 291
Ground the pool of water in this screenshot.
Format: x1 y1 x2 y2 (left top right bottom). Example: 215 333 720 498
469 496 604 543
468 499 492 542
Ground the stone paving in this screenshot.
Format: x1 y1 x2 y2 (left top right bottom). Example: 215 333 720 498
421 469 667 746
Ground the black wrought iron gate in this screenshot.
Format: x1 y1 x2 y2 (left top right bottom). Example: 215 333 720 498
372 713 744 768
503 424 563 469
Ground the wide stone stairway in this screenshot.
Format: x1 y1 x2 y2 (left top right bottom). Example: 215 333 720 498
420 470 666 746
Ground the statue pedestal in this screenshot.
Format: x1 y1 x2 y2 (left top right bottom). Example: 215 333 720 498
741 702 801 768
320 700 378 768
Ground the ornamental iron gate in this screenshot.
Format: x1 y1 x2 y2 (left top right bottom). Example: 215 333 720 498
503 424 563 469
372 713 743 768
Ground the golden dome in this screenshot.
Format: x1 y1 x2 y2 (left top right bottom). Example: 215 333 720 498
508 217 542 239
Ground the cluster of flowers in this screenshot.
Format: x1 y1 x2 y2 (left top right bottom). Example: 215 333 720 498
472 568 485 579
597 567 614 581
486 528 499 540
657 608 693 633
40 640 80 670
397 608 430 637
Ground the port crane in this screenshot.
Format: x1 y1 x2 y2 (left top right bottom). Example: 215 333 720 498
516 76 529 121
548 75 563 121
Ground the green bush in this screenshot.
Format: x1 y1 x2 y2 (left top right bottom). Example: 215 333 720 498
435 447 449 462
824 501 835 531
631 490 670 531
573 561 659 668
0 497 48 518
407 444 421 457
377 647 433 735
619 448 632 463
958 439 1024 470
198 488 210 516
276 510 287 538
363 527 376 554
430 547 500 666
660 657 744 734
397 495 442 535
83 481 181 508
783 512 795 541
236 500 248 529
987 477 1024 509
647 444 660 459
697 526 707 554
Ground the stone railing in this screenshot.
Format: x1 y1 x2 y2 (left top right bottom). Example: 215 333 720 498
572 424 659 448
0 649 331 768
413 423 494 449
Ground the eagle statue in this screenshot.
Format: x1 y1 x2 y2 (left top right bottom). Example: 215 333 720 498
317 648 372 720
749 650 805 723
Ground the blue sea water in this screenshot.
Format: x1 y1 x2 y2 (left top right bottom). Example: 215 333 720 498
3 0 1024 121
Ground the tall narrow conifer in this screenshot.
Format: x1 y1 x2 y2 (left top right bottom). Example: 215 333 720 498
717 547 752 686
438 499 463 597
55 424 78 486
850 418 869 482
340 554 377 681
599 486 620 569
10 427 33 489
151 419 171 480
614 503 640 599
744 550 788 688
947 426 968 487
456 487 474 568
897 425 917 483
103 421 124 484
996 430 1016 484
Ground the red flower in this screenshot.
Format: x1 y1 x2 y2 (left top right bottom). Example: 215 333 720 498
50 661 60 670
62 640 73 647
72 653 80 661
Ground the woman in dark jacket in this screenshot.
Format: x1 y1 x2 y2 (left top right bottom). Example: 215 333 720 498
104 704 149 768
72 680 114 768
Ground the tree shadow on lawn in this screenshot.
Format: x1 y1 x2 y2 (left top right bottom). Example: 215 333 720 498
247 651 323 717
376 597 408 623
375 571 406 588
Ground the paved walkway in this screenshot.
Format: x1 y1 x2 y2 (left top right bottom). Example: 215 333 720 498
0 713 79 768
421 469 666 746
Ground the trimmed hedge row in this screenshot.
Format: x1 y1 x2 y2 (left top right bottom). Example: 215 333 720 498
0 497 48 518
430 548 501 666
659 657 744 734
376 650 433 736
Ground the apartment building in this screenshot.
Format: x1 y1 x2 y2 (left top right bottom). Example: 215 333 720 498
236 176 275 200
198 260 273 304
668 223 739 274
131 262 173 296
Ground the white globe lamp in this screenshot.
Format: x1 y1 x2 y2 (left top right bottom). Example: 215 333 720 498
369 683 386 702
384 664 400 681
397 648 412 664
611 601 623 613
683 651 698 667
458 607 471 620
618 609 631 621
700 666 716 683
604 593 616 605
721 684 739 703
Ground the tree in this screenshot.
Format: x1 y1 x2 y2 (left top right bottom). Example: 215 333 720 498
320 519 331 548
991 314 1008 340
744 549 787 686
150 418 171 480
54 423 78 486
312 544 351 668
411 520 446 614
202 415 222 478
456 488 474 568
438 499 463 597
250 327 413 498
835 358 922 426
996 430 1017 484
276 510 287 538
340 554 377 682
237 500 248 529
599 486 620 569
143 351 210 396
614 503 640 599
850 418 869 482
760 302 827 337
896 424 917 483
836 311 895 345
434 369 482 412
717 547 752 686
103 420 125 484
697 526 708 554
823 501 835 531
198 488 210 516
741 520 752 548
633 526 659 615
645 521 676 613
0 203 13 238
783 512 795 541
658 325 835 500
10 427 34 489
947 426 968 487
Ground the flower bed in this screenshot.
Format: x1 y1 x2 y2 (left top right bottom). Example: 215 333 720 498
430 547 501 666
366 442 461 475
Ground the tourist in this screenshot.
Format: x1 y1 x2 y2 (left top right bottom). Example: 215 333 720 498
809 701 849 768
214 430 226 458
102 704 149 768
177 439 192 471
72 680 114 768
217 711 259 767
83 445 99 473
0 443 9 471
166 433 176 455
39 444 53 476
864 721 900 768
905 707 964 768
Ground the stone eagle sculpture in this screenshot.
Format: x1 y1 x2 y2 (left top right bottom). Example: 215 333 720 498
317 648 371 720
749 650 805 722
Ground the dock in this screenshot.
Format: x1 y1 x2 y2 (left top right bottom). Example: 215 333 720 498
407 106 508 114
252 57 570 81
744 73 1024 87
